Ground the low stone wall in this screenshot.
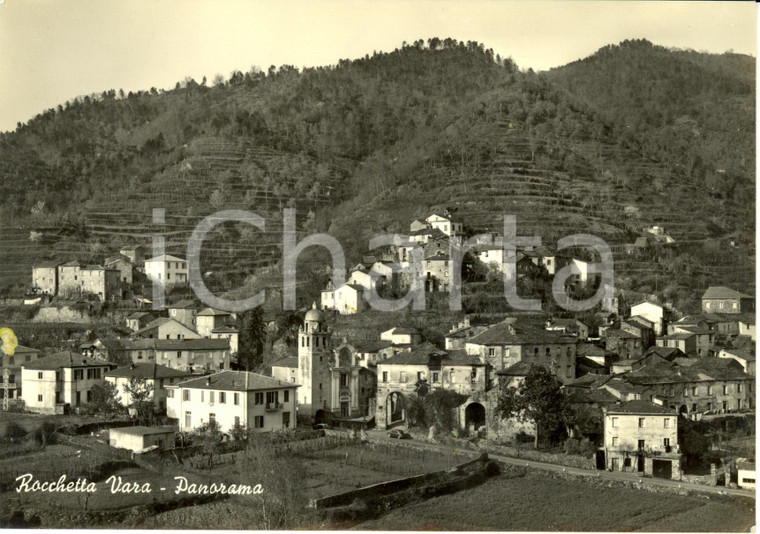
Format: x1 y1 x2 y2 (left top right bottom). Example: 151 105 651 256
486 442 595 470
313 454 495 510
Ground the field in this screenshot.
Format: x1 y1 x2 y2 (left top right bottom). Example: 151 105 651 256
357 469 756 532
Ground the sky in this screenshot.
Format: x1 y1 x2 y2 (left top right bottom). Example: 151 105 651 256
0 0 756 133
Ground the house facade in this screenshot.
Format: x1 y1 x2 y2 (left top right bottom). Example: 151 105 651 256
603 401 680 479
21 352 115 414
144 254 188 286
167 371 298 433
131 317 201 340
630 301 666 335
32 263 59 295
375 342 487 430
702 286 755 315
0 345 42 401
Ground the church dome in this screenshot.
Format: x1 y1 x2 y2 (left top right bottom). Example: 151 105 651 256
304 302 324 323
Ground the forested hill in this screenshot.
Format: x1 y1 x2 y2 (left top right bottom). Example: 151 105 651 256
0 38 754 309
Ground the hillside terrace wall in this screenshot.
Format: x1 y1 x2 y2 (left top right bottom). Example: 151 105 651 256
486 442 596 470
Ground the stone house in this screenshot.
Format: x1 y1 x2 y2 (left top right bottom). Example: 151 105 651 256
466 319 576 383
104 253 134 285
32 262 59 295
603 400 680 479
168 299 199 330
701 286 754 315
131 317 201 340
655 333 697 356
126 312 156 332
375 342 486 430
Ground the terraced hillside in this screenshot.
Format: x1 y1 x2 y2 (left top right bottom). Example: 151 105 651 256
0 39 753 310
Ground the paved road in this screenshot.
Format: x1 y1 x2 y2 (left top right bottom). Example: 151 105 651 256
366 430 755 499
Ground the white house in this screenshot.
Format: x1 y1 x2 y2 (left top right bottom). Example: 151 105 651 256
737 458 756 490
211 326 239 354
21 352 115 414
380 327 422 348
333 283 366 315
109 426 175 453
425 213 463 237
144 254 188 286
196 308 232 337
630 301 666 335
167 371 298 433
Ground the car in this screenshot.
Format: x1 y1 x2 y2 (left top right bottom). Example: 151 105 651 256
387 429 411 439
312 423 330 430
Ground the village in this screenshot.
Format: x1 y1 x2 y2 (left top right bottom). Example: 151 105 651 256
0 208 753 519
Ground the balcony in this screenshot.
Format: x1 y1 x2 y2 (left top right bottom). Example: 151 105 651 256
266 402 283 412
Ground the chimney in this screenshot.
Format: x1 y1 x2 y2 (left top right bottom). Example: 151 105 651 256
130 363 136 370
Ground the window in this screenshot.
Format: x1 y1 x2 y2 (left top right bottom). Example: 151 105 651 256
183 390 190 401
707 385 713 395
8 357 13 365
488 347 495 357
692 403 696 412
638 439 645 450
209 391 215 404
692 386 697 396
664 418 670 428
534 347 539 358
38 372 43 380
382 372 388 383
185 411 191 428
177 351 182 358
340 373 348 387
723 385 728 395
266 391 278 405
87 390 92 402
545 348 551 358
167 389 174 398
255 392 264 405
432 372 439 383
284 390 289 403
723 400 728 411
611 417 619 428
254 416 264 428
638 417 645 428
664 438 670 448
137 351 143 360
201 391 204 402
37 394 43 402
209 413 215 425
74 369 84 381
219 392 226 404
742 478 756 484
612 437 619 446
450 369 456 383
737 383 743 393
234 392 240 405
683 387 689 397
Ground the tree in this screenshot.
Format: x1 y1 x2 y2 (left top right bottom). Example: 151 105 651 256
238 308 266 371
194 419 222 466
89 382 123 416
123 377 155 425
423 389 468 433
496 366 571 447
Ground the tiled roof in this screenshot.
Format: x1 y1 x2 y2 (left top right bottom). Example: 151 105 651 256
627 357 749 385
605 329 640 340
13 345 41 354
604 400 675 415
496 361 536 376
702 286 753 300
127 312 154 320
117 338 230 351
644 346 685 361
468 320 574 346
354 340 393 353
146 254 186 262
24 352 114 370
576 342 610 358
197 308 230 317
379 342 482 366
565 388 618 405
106 363 192 379
169 299 198 309
384 327 419 336
271 356 299 369
33 261 61 268
176 371 296 391
131 318 199 338
719 348 755 362
110 426 176 436
211 326 238 334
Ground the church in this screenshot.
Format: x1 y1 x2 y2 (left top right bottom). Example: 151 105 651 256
272 304 376 424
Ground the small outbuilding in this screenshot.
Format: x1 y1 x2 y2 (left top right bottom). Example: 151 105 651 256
109 426 176 453
737 458 756 490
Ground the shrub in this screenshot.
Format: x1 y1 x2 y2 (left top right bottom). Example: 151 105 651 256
34 421 57 447
3 422 28 443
